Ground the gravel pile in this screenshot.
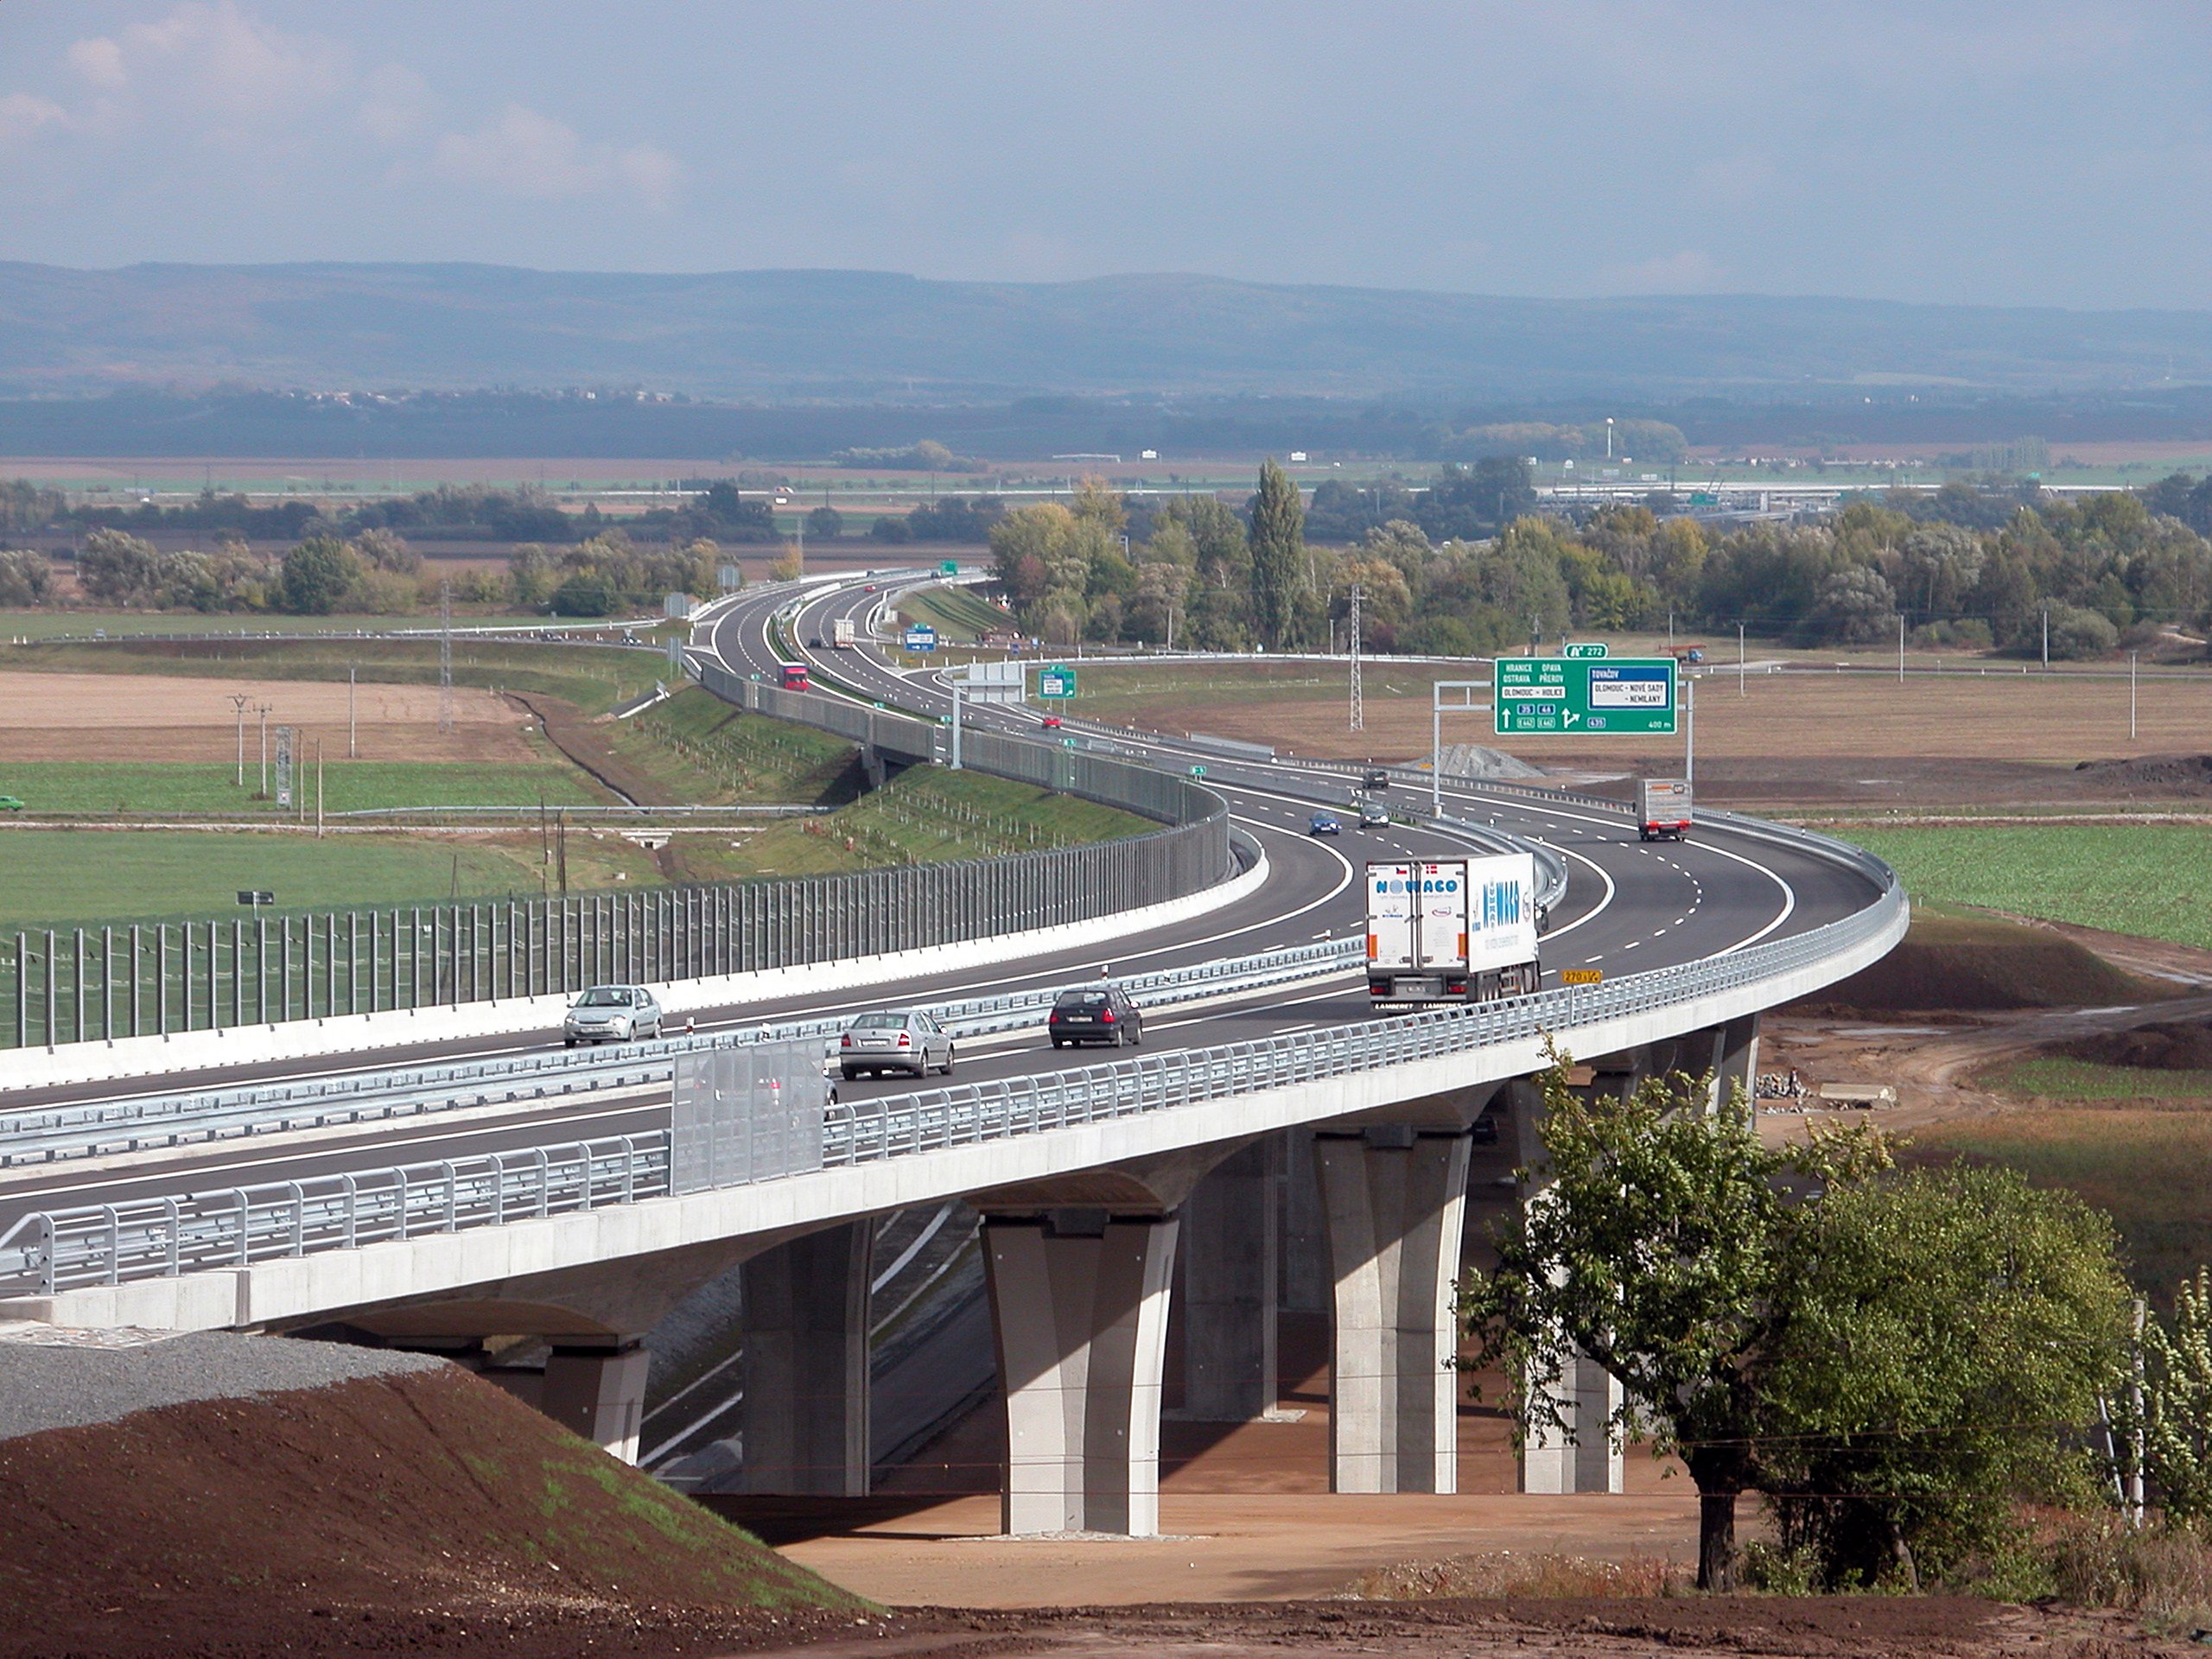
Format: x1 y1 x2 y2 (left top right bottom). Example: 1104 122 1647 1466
0 1328 446 1440
1439 743 1546 781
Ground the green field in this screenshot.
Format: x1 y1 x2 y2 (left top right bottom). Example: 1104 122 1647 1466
0 611 529 642
1980 1054 2212 1103
896 585 1014 642
1842 823 2212 950
1910 1106 2212 1302
0 760 601 817
0 830 571 929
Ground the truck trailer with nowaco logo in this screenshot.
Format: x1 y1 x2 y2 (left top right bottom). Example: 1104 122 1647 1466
1365 854 1541 1006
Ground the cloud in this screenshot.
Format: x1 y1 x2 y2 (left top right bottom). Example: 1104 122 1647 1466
54 1 346 143
0 93 67 144
431 105 681 211
358 65 432 146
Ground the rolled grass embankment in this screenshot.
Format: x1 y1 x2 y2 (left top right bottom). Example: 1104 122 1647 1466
0 1363 868 1659
1795 908 2167 1015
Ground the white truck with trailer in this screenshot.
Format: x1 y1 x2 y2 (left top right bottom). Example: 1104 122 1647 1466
1365 854 1541 1007
830 617 858 649
1637 778 1693 842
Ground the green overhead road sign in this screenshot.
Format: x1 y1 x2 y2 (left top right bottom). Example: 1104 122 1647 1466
1493 656 1677 735
1038 664 1077 699
1562 641 1609 658
939 560 958 575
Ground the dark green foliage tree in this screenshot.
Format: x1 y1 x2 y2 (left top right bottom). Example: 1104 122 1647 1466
1247 458 1307 647
806 506 844 541
1762 1166 2130 1589
0 548 50 606
1464 1060 1888 1591
1417 456 1535 541
279 537 359 614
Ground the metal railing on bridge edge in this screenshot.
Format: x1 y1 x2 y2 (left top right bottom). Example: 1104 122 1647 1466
0 869 1904 1298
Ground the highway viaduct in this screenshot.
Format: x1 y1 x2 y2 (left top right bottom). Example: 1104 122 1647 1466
0 571 1904 1536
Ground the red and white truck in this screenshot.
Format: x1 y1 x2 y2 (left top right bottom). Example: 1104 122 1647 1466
1637 778 1693 842
1365 854 1541 1006
830 617 858 649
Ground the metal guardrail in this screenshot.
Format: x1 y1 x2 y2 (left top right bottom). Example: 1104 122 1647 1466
0 874 1901 1296
0 936 1358 1166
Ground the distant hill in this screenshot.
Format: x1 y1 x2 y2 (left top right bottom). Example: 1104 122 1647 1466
4 263 2212 401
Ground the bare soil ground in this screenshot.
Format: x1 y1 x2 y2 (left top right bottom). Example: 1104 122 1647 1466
1092 664 2212 808
0 667 533 763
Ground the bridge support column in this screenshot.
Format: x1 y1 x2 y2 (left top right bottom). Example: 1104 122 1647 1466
1317 1127 1471 1494
984 1210 1178 1536
1708 1014 1760 1116
740 1219 874 1495
1281 1128 1328 1313
1520 1348 1624 1495
1181 1141 1278 1421
543 1342 651 1465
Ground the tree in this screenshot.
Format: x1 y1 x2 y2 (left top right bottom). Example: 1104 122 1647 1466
1805 565 1897 644
1418 457 1535 542
1247 459 1307 647
806 506 844 541
1762 1166 2130 1588
1468 1065 1885 1601
279 537 359 615
1464 1059 1888 1591
2145 1267 2212 1524
0 548 51 607
76 528 162 605
1153 494 1249 592
348 527 420 574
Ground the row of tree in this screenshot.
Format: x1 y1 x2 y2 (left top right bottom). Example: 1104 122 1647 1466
984 464 2212 657
1475 1059 2212 1595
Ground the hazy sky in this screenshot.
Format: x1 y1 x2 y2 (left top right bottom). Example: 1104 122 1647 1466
2 1 2205 308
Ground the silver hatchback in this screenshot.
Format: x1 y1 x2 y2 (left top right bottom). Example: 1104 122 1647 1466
840 1009 954 1080
563 984 663 1046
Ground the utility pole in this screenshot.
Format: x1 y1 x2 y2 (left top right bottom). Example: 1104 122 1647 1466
315 741 324 839
347 665 358 759
230 692 250 786
437 582 457 734
1898 613 1906 683
1684 674 1695 785
2042 603 2050 671
2131 652 2139 741
1738 622 1745 696
1347 582 1364 734
256 702 272 797
950 676 963 770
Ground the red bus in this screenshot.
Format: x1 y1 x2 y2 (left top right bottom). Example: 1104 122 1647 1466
778 662 810 690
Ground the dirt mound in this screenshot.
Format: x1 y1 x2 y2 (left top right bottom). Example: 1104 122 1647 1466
2060 1018 2212 1071
1796 911 2164 1014
0 1363 867 1659
2072 753 2212 794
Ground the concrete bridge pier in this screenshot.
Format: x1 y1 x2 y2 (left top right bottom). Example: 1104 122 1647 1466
1707 1013 1761 1115
738 1219 875 1495
1316 1125 1473 1494
541 1342 652 1464
1179 1139 1279 1421
983 1209 1179 1535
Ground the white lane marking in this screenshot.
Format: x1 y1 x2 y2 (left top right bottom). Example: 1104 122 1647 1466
1533 843 1616 943
1621 940 1641 950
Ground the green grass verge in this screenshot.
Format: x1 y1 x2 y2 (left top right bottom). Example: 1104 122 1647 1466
3 636 664 715
690 763 1154 878
1979 1055 2212 1102
0 760 599 817
0 830 574 930
1840 824 2212 951
601 688 857 807
1907 1110 2212 1304
897 584 1014 642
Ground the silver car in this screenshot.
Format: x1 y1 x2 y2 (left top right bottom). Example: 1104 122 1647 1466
840 1009 954 1080
563 984 663 1046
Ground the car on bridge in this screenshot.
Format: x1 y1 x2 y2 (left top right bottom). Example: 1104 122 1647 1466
1047 985 1144 1048
563 985 664 1046
1040 714 1062 729
1308 812 1341 836
1357 799 1389 829
841 1009 955 1080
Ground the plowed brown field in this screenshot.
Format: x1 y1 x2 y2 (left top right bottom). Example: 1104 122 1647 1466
0 668 537 763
